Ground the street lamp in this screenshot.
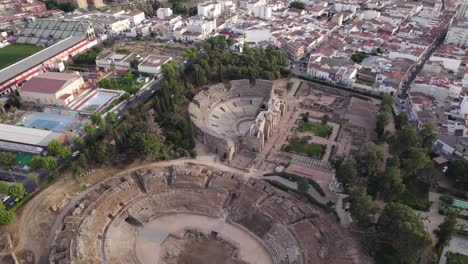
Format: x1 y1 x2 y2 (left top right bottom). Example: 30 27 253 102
8 169 16 183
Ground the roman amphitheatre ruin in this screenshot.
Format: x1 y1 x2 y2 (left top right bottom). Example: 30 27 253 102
188 79 286 163
48 163 370 264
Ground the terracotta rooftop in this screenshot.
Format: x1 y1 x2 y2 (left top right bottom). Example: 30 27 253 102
20 72 80 94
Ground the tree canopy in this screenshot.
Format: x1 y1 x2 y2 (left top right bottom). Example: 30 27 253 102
0 152 14 169
289 1 305 9
344 187 379 228
8 183 26 200
0 202 13 225
376 202 433 262
434 211 457 251
446 160 468 190
30 156 58 171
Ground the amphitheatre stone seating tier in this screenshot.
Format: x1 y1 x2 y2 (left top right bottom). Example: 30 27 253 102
263 224 302 264
105 214 138 264
49 164 370 264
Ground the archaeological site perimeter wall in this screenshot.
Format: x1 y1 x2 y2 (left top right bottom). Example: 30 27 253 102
48 164 370 264
188 79 285 161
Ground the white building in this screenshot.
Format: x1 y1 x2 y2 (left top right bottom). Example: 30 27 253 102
246 0 267 14
245 28 270 44
198 2 221 18
157 8 173 19
253 5 272 20
185 16 217 39
137 55 172 75
410 79 462 102
445 19 468 47
96 52 136 71
122 11 146 26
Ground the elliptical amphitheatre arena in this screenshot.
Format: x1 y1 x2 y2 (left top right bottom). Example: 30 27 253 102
46 78 378 264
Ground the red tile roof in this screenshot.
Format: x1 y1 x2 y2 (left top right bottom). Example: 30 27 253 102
20 72 80 94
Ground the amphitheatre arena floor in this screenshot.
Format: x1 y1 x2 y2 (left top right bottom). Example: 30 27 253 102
135 213 272 264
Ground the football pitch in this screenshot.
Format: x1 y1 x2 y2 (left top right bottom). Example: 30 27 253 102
0 44 44 70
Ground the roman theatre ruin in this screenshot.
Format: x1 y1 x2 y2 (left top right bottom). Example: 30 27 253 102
188 79 286 161
48 164 370 264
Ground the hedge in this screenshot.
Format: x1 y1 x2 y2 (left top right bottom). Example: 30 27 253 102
263 172 325 196
264 179 330 211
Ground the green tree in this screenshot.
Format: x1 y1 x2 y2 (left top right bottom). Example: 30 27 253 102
0 152 14 169
90 113 105 127
445 160 468 190
434 211 457 251
73 137 85 148
289 1 306 9
130 58 140 70
182 46 199 60
357 142 383 176
8 183 26 199
28 172 40 187
0 203 13 225
344 187 379 228
420 122 437 152
377 202 433 262
394 125 421 154
376 111 389 139
380 95 395 112
30 156 57 171
90 142 117 165
335 158 357 190
129 132 163 161
395 112 409 130
105 112 117 124
400 147 432 178
0 181 9 194
43 156 58 171
47 140 62 156
379 166 405 201
58 146 72 159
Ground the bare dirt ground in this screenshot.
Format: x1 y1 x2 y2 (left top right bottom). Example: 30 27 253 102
105 40 190 62
136 213 271 264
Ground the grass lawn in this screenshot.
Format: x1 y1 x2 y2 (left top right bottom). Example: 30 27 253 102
399 180 430 211
0 44 44 70
283 135 325 158
99 71 145 94
296 120 332 138
446 252 468 264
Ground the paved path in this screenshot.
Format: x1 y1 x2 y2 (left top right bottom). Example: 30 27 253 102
439 235 468 264
259 175 329 204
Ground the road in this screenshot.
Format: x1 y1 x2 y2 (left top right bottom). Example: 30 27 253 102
397 30 448 99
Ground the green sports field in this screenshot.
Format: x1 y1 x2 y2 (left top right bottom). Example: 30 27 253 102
0 44 44 70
